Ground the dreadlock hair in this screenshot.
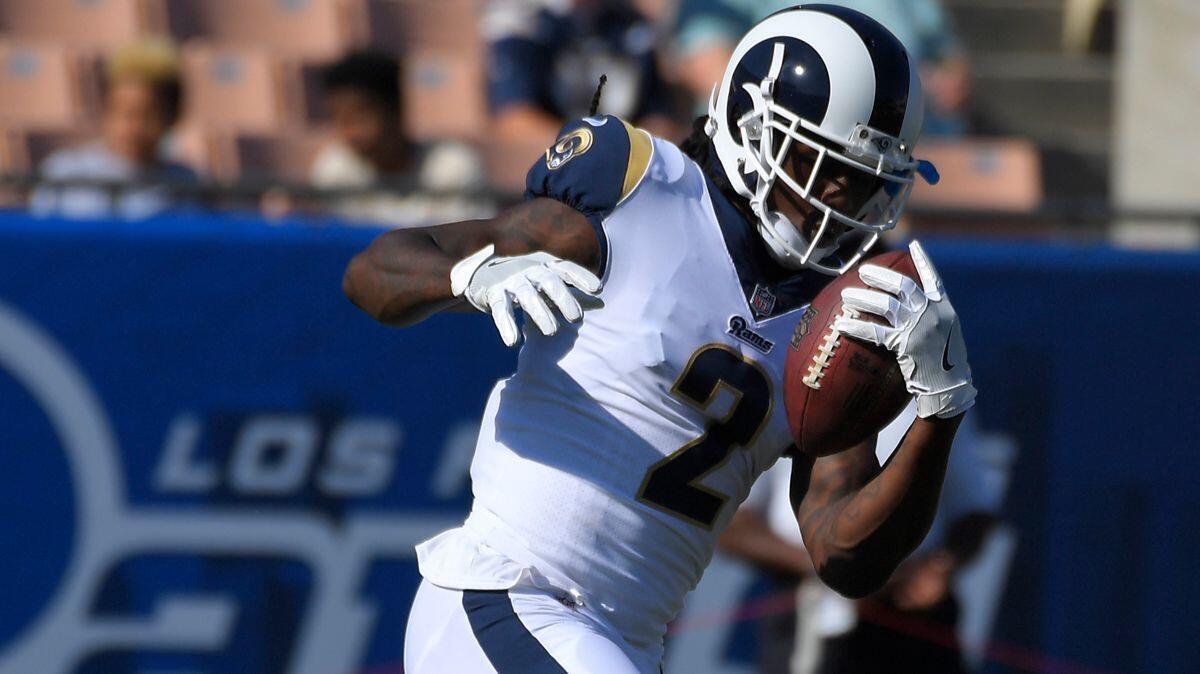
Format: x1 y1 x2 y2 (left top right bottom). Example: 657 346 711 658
679 114 756 220
588 74 608 117
682 114 806 279
678 115 714 166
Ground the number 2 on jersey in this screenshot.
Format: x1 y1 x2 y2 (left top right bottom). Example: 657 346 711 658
637 345 772 529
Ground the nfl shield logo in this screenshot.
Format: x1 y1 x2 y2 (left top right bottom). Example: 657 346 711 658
791 305 817 349
750 285 776 317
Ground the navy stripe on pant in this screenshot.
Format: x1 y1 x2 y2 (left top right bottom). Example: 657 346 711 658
462 590 569 673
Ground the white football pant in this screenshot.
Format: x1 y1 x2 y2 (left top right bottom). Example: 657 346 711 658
404 580 662 673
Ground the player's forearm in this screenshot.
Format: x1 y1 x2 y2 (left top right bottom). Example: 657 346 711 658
343 199 602 330
342 226 479 326
804 414 961 597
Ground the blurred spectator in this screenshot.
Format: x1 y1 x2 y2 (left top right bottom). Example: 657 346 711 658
718 469 815 673
310 50 490 227
822 512 997 674
719 404 1007 674
671 0 971 136
30 40 198 220
483 0 681 147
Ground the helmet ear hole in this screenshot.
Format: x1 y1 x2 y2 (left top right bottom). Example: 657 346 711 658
740 84 768 140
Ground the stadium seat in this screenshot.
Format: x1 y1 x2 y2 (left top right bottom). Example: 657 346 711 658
21 129 93 171
293 45 485 142
0 0 152 50
482 136 547 195
909 139 1044 212
208 132 328 182
164 0 350 58
0 123 209 178
0 127 24 203
404 50 486 142
291 60 331 127
359 0 482 53
0 127 21 174
182 45 288 133
164 121 215 176
0 127 94 175
0 43 84 129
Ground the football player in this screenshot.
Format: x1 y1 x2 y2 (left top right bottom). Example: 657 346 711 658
343 6 976 673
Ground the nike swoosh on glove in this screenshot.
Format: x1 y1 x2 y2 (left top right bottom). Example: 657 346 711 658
833 241 977 419
450 244 602 347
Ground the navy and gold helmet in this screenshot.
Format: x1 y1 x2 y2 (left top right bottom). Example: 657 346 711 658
707 4 939 274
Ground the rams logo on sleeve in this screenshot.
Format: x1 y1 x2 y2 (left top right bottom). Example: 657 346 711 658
546 128 594 170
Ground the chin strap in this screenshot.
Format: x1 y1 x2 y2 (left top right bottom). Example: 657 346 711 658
755 208 841 272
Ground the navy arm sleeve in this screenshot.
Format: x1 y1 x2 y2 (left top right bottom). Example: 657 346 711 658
523 115 654 275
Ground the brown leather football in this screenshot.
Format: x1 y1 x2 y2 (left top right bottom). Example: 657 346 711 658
784 250 915 457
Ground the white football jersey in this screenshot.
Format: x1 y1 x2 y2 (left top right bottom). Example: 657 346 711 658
417 116 835 658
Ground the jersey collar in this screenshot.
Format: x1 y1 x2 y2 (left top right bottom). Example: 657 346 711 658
702 170 833 322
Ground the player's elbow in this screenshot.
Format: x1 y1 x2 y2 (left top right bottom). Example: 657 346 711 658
814 554 893 599
343 250 406 325
342 252 378 318
808 540 903 598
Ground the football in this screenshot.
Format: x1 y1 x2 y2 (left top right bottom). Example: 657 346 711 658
784 250 916 457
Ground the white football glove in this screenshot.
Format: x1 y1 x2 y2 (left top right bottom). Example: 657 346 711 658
449 244 602 347
833 240 977 419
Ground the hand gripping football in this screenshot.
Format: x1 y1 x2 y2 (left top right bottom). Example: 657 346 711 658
783 250 915 457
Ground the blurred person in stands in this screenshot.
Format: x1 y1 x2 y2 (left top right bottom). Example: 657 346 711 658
719 404 1006 674
311 50 490 227
672 0 971 136
484 0 682 147
30 40 198 220
718 463 816 673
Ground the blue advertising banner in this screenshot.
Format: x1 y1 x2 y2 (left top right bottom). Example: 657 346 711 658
0 212 1197 674
0 213 516 674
